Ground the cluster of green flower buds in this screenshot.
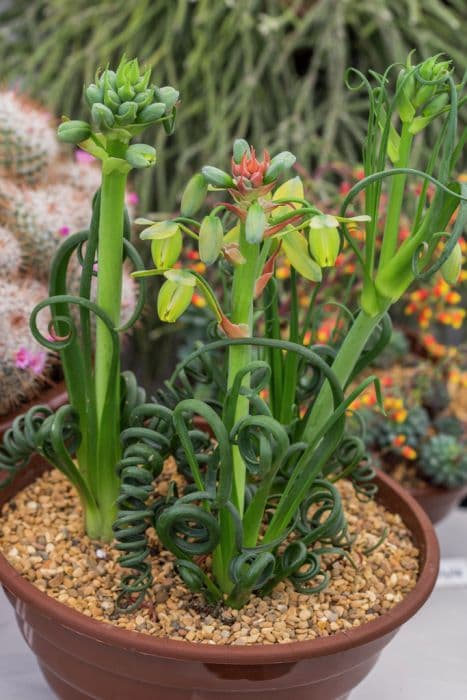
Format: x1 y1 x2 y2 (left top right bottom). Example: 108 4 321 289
57 56 179 165
396 54 451 135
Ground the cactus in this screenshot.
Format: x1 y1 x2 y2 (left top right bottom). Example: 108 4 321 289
419 376 451 418
0 278 52 415
420 434 467 489
0 226 22 280
0 91 138 416
433 414 464 439
0 91 58 184
0 180 92 279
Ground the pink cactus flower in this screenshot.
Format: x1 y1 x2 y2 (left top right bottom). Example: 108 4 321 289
75 149 95 164
15 347 32 369
59 226 70 237
29 352 47 375
126 191 139 206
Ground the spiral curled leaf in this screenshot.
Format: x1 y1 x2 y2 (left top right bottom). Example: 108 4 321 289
0 406 53 487
156 502 220 559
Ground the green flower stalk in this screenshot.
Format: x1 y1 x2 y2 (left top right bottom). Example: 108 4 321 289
302 53 466 442
0 56 179 542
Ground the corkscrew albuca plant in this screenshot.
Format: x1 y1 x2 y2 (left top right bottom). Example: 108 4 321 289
113 52 466 611
114 143 380 610
0 56 179 542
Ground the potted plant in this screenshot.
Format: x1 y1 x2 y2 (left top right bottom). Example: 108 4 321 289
353 366 467 523
0 53 464 699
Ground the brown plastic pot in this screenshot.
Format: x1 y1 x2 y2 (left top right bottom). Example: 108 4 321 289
0 458 439 700
409 481 467 525
0 381 68 440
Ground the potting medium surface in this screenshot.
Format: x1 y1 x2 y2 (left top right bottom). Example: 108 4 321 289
1 507 466 698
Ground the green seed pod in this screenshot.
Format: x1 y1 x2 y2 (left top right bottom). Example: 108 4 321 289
264 151 296 184
85 83 104 108
138 102 166 123
199 215 223 264
91 102 115 129
308 215 341 267
245 201 266 244
155 86 179 111
151 228 182 268
180 173 208 216
441 241 462 285
157 270 196 322
201 166 234 188
125 143 157 168
57 120 92 144
233 139 250 164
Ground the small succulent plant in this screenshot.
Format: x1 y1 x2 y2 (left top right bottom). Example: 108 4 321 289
420 434 467 489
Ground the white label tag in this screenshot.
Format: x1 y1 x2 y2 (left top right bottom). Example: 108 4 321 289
436 558 467 588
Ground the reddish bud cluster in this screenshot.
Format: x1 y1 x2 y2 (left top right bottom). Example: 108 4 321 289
231 147 271 189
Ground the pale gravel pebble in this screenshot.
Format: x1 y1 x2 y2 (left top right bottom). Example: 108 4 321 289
0 465 419 645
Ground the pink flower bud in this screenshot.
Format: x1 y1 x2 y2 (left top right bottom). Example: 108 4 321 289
15 347 32 369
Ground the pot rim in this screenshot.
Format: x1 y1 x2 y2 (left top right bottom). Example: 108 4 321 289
409 479 467 499
0 381 68 439
0 466 439 665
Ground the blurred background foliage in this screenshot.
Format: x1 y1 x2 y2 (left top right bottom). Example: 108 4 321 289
0 0 465 213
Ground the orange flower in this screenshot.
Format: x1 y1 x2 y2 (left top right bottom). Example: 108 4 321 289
401 446 417 460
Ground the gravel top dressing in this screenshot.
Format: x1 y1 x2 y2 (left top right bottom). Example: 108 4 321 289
0 465 419 645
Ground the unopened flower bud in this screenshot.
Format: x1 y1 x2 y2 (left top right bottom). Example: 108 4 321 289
201 166 235 188
233 139 250 164
118 101 138 124
245 201 266 244
57 120 92 144
155 86 179 111
117 83 136 102
180 173 208 216
441 241 462 285
138 102 166 123
134 89 154 108
157 270 196 323
151 228 182 268
199 215 223 265
91 102 115 129
125 144 156 168
308 215 341 267
103 89 121 111
85 83 104 108
264 151 296 184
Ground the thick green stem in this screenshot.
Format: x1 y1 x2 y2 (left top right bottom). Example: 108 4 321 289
94 143 128 541
212 224 259 594
227 224 260 517
302 309 385 441
379 122 413 268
